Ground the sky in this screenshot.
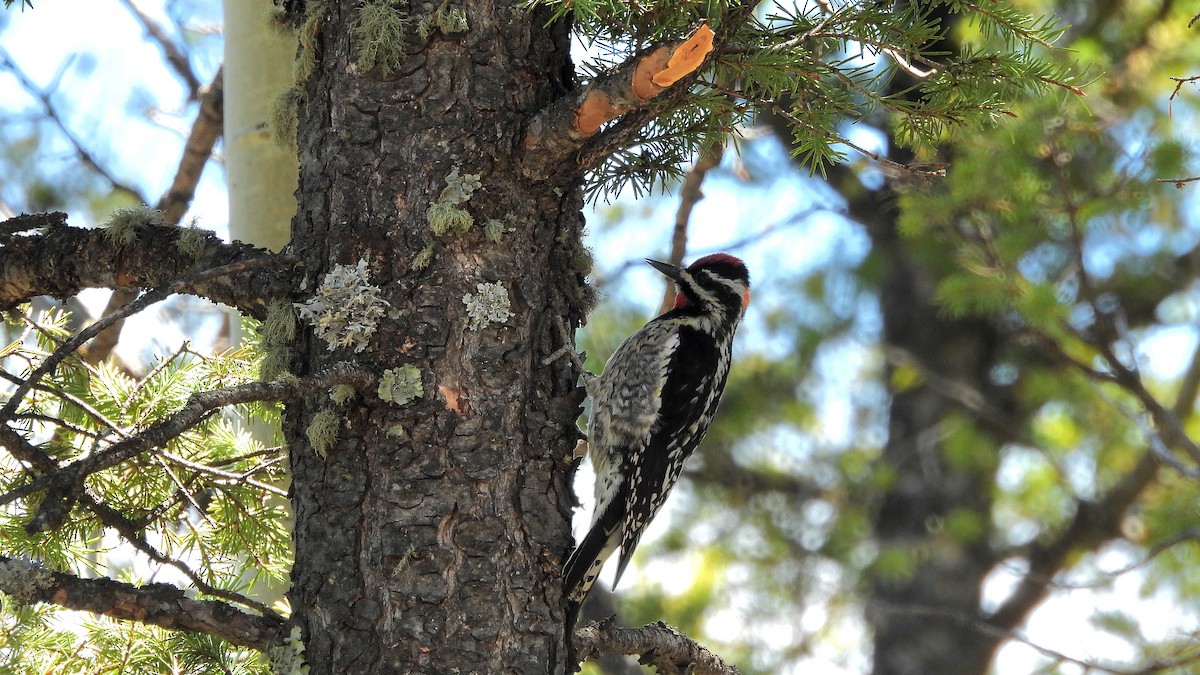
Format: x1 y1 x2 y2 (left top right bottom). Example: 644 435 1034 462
1 2 1198 674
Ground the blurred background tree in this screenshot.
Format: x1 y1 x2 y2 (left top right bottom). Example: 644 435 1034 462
0 0 1197 673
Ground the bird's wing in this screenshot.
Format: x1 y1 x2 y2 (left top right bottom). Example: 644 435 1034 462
612 324 722 588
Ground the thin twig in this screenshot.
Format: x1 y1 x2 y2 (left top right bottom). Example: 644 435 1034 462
116 0 203 97
158 448 289 498
773 105 947 178
873 602 1141 675
0 46 145 202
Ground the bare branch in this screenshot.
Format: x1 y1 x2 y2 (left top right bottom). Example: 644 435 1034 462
574 619 739 675
1156 174 1200 189
0 554 285 651
159 66 224 225
0 46 146 203
117 0 203 98
873 602 1142 675
987 339 1200 632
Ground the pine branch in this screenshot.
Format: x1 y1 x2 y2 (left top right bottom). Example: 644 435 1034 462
0 421 280 616
574 619 739 675
0 554 285 651
3 364 374 531
0 244 293 431
523 23 715 166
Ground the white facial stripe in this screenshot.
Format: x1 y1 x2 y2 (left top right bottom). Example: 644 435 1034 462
681 270 721 307
692 270 747 306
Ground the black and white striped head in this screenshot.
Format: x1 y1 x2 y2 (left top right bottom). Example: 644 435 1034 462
646 253 751 319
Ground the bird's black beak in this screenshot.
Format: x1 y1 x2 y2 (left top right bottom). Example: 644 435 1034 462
645 259 683 281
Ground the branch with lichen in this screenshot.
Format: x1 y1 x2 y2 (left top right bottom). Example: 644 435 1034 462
0 212 291 318
2 364 374 531
573 619 739 674
0 554 285 651
522 22 715 166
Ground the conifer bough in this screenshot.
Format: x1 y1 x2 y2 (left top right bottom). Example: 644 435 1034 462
524 23 715 153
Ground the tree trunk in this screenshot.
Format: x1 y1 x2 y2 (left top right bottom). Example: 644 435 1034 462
224 0 298 253
868 219 1004 675
284 3 584 671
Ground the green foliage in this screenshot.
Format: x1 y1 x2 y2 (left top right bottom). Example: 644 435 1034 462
527 0 1080 197
0 306 280 672
0 608 270 675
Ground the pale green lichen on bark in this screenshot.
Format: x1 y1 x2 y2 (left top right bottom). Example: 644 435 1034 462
294 1 327 83
268 625 310 675
0 557 54 604
174 219 208 260
306 409 340 457
426 201 473 236
260 300 298 381
483 218 506 243
416 0 467 39
294 259 390 353
264 300 298 344
378 365 423 405
103 206 163 245
411 243 436 271
391 544 417 576
462 281 513 330
330 384 356 405
426 166 481 237
269 85 303 149
353 0 412 75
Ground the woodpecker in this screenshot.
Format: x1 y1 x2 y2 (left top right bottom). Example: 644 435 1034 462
563 253 750 627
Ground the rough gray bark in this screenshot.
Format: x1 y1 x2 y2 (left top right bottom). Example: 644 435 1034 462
284 3 585 672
